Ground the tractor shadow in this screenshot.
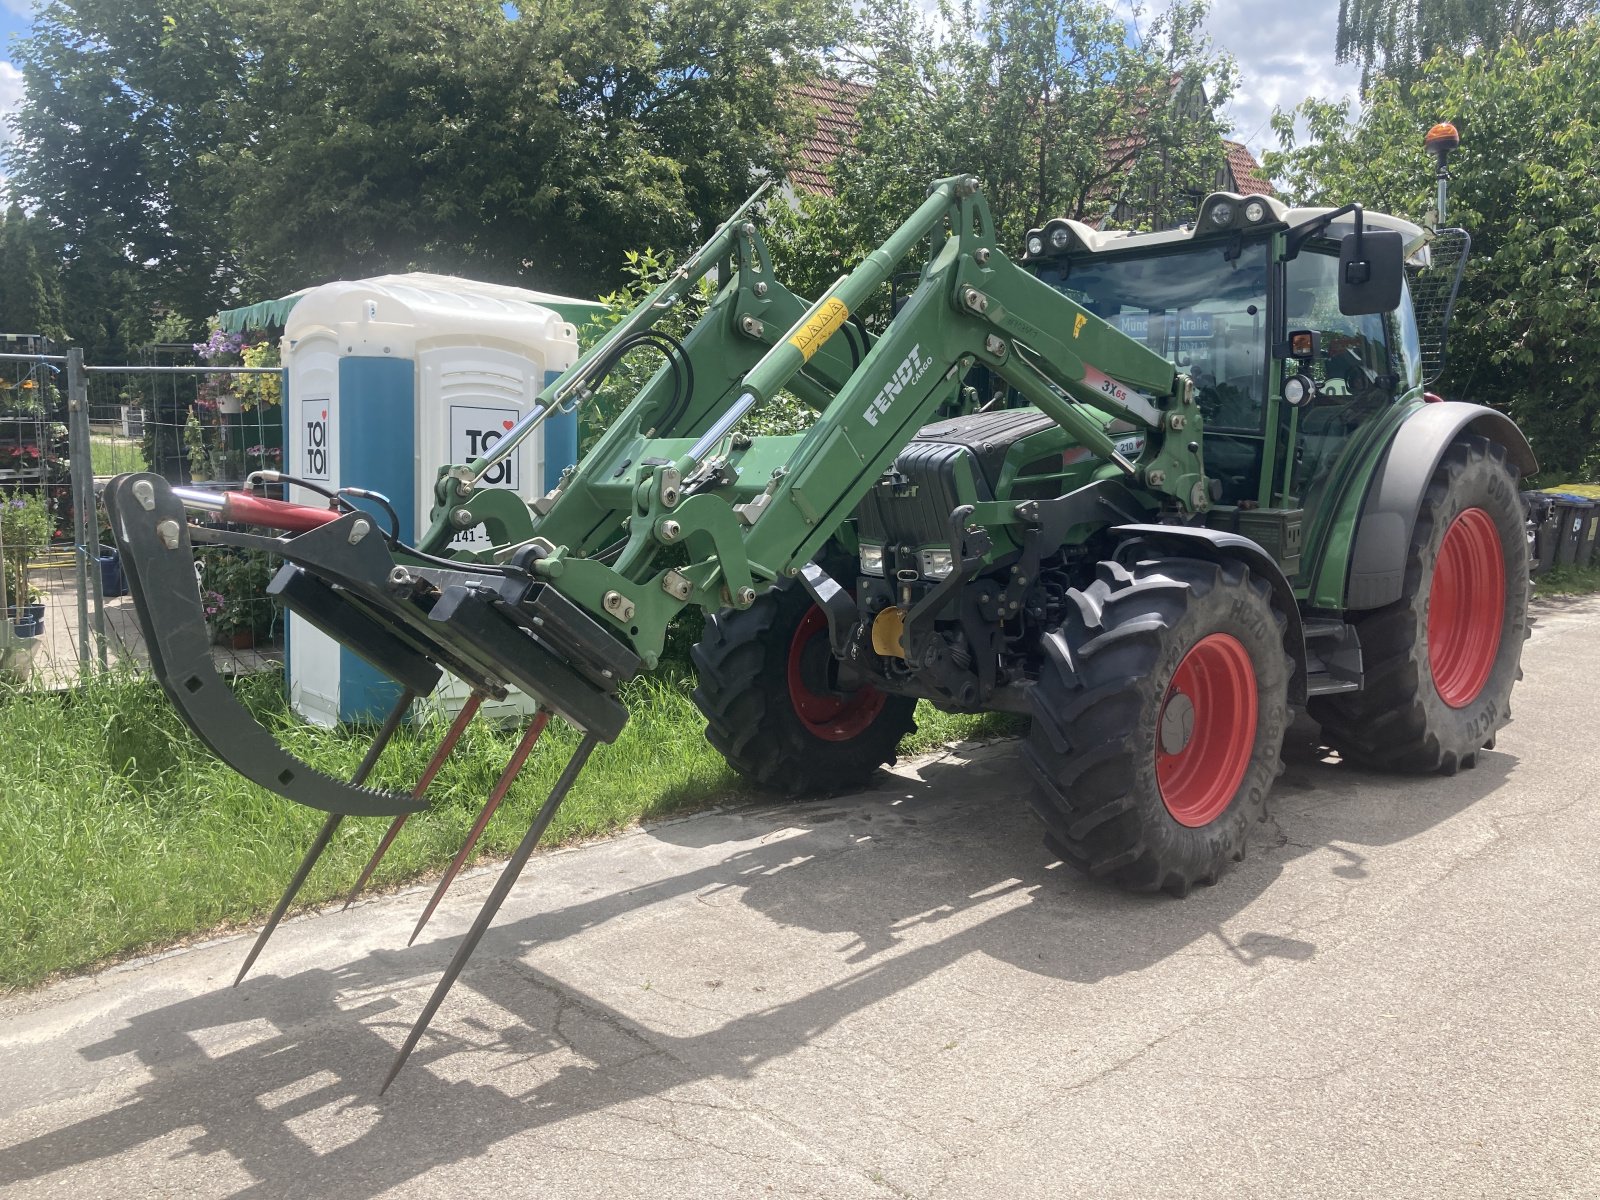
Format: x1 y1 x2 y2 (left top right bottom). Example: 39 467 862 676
0 727 1513 1197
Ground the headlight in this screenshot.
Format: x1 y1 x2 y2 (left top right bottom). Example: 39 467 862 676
1026 235 1044 258
1049 226 1072 250
859 543 886 576
918 547 955 580
1209 201 1234 227
1244 199 1267 223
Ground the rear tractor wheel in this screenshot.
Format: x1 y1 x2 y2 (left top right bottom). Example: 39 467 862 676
691 578 917 795
1311 434 1529 773
1024 556 1293 896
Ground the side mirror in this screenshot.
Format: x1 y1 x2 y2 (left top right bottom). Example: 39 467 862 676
1338 228 1405 315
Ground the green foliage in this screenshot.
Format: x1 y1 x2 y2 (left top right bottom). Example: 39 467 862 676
0 493 55 607
769 0 1237 319
3 0 845 332
0 666 1005 988
0 205 69 342
199 549 278 640
1267 20 1600 480
1335 0 1594 89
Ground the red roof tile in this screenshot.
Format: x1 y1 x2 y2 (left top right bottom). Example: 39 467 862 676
789 77 870 197
1222 140 1274 196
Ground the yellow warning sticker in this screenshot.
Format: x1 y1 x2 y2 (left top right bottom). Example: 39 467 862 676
1073 313 1087 339
788 297 850 362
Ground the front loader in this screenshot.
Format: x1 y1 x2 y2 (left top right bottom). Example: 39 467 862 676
109 134 1533 1088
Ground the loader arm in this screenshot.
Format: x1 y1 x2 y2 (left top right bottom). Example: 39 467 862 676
106 175 1211 1086
423 174 1205 669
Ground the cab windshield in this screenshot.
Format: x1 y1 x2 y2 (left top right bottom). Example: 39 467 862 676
1035 240 1269 433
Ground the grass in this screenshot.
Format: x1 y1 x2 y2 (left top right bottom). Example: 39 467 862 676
1533 563 1600 598
0 669 1016 990
88 434 148 476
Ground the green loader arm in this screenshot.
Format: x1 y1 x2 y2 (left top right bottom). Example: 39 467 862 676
424 175 1208 668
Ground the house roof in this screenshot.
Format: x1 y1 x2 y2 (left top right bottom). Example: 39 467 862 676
789 77 871 197
1222 140 1274 196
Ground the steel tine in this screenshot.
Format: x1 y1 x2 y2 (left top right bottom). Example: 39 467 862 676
343 692 485 909
406 709 551 947
233 687 415 987
381 732 599 1094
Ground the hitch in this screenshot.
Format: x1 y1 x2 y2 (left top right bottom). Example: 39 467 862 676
106 472 641 1085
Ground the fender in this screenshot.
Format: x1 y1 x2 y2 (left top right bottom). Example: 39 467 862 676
1112 523 1308 704
1344 402 1536 610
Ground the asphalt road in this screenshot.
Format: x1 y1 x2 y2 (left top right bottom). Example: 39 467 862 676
2 597 1598 1199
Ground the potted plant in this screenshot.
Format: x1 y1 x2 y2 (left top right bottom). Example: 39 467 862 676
201 549 278 648
0 492 53 636
184 412 210 482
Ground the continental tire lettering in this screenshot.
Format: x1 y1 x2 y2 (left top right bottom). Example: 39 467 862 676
788 298 850 363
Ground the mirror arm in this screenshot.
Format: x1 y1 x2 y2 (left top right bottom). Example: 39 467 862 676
1285 201 1361 260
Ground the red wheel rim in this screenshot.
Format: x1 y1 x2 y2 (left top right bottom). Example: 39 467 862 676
1156 633 1258 828
1429 507 1505 708
786 606 888 741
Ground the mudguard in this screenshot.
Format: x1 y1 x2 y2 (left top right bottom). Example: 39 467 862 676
1112 522 1308 704
1344 402 1537 610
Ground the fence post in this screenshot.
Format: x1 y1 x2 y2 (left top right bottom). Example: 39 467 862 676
66 348 107 675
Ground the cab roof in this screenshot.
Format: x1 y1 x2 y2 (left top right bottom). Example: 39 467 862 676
1024 192 1431 263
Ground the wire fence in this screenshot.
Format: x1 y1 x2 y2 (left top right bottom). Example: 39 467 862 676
0 335 286 691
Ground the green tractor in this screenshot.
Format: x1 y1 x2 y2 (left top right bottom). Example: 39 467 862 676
107 125 1529 1086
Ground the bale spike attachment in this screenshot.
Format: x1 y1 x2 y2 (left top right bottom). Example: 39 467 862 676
343 691 486 910
382 733 601 1094
407 708 551 946
233 686 416 986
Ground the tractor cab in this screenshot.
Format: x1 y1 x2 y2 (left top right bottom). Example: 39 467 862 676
1020 193 1442 522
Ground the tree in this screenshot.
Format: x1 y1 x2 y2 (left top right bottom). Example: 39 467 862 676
2 0 844 329
1335 0 1595 88
0 206 69 342
767 0 1236 317
1269 19 1600 480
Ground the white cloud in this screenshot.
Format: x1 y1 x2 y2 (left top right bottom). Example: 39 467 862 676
1204 0 1361 157
0 60 20 147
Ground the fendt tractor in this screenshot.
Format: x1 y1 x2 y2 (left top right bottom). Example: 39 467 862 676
109 122 1530 1088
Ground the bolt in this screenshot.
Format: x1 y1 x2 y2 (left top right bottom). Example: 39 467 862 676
348 519 371 544
754 281 768 297
785 566 799 577
1146 470 1167 488
735 586 756 607
451 507 474 529
155 519 181 550
740 221 756 236
974 247 991 265
740 315 762 337
1168 414 1187 431
984 334 1007 357
658 519 681 542
388 566 413 593
132 480 156 511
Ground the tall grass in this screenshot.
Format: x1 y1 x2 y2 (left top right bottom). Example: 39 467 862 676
0 671 1012 989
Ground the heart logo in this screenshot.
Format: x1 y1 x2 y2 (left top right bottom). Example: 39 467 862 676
321 410 327 420
502 419 514 430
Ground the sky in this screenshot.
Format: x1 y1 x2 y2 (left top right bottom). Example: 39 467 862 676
0 0 1362 189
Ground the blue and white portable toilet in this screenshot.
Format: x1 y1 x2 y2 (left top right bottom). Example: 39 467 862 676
282 273 594 726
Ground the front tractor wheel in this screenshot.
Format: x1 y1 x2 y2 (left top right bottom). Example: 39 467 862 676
1024 557 1292 897
1310 434 1529 773
691 579 917 795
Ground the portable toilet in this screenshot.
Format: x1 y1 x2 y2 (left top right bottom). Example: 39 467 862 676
281 273 597 726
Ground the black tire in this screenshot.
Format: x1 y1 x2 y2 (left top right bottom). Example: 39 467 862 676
1023 556 1292 897
691 579 917 795
1310 434 1529 773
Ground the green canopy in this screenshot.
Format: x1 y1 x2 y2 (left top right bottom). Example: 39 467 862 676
215 289 314 333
